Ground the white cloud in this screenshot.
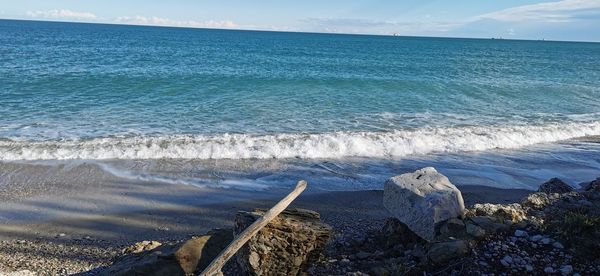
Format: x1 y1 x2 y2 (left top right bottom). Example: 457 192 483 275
114 16 237 29
26 9 98 20
475 0 600 23
301 18 461 35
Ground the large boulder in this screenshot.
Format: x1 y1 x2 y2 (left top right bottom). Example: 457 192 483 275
235 208 331 276
100 229 232 276
538 178 573 194
383 167 465 241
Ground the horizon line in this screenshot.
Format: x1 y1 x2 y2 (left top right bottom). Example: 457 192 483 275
1 17 599 44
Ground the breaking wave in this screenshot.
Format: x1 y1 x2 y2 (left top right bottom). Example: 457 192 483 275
1 121 600 161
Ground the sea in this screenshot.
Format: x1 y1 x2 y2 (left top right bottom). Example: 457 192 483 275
1 19 600 191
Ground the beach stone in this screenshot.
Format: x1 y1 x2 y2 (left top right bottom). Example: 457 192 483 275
427 240 469 265
235 208 331 276
101 229 232 276
582 177 600 191
122 241 162 254
521 192 551 209
539 178 573 194
378 217 423 248
383 167 465 241
514 230 528 237
370 266 390 276
530 235 543 242
439 217 465 235
471 203 526 223
541 238 552 245
469 216 509 233
581 178 600 201
465 222 486 239
560 265 573 275
578 199 593 207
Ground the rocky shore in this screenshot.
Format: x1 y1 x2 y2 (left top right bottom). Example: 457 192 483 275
1 169 599 275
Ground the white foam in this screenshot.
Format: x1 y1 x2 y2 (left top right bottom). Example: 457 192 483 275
93 162 269 190
1 121 600 161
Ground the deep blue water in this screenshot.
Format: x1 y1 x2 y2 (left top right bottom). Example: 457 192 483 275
1 19 600 190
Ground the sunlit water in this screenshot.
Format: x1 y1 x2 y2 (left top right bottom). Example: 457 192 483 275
1 19 600 191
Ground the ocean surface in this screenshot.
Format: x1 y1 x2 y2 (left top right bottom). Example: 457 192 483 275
1 19 600 191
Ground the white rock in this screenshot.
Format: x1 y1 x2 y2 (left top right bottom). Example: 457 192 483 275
383 167 465 240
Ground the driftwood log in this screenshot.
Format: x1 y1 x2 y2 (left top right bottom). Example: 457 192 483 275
199 180 308 276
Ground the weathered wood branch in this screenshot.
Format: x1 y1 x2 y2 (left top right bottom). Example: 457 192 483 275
199 180 308 276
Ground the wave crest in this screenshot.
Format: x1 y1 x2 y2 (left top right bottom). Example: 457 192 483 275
1 121 600 160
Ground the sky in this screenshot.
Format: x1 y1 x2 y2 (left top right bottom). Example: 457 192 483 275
1 0 599 41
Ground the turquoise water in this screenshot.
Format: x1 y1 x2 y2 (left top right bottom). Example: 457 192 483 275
1 19 600 190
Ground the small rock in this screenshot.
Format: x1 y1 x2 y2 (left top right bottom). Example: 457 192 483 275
577 199 593 207
526 265 534 272
502 255 513 264
355 251 371 260
469 216 509 233
560 265 573 275
521 192 551 209
582 177 600 191
427 240 469 265
378 217 423 248
471 203 526 223
541 238 552 245
370 267 389 276
466 223 486 239
514 230 528 237
539 178 573 194
545 267 555 273
530 235 543 242
122 240 162 254
553 242 564 249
